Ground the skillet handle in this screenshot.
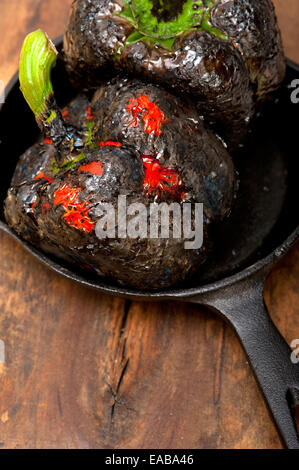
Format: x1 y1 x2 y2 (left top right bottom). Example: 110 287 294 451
189 267 299 449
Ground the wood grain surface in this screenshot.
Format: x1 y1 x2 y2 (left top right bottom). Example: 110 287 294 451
0 0 298 449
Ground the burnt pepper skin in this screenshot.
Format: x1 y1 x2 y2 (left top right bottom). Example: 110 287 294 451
92 78 236 221
210 0 286 98
5 81 236 290
63 0 285 148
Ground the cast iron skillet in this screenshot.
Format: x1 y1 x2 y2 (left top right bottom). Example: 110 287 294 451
0 38 299 448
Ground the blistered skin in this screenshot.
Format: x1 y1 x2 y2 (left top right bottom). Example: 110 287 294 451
211 0 286 98
64 0 134 87
120 30 254 148
92 78 236 221
5 84 235 290
63 0 285 147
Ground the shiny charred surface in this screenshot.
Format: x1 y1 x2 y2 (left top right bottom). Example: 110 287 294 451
4 82 236 290
211 0 286 98
63 0 285 148
91 78 236 221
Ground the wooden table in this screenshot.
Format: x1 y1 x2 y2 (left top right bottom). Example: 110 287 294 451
0 0 298 449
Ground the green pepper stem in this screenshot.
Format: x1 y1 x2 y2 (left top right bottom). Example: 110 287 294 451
19 30 71 163
20 29 58 118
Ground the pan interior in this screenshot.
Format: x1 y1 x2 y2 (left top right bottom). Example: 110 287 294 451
0 54 298 293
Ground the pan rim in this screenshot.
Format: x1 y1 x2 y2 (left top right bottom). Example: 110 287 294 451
0 49 298 300
0 220 298 300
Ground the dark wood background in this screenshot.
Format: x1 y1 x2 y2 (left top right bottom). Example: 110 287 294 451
0 0 298 449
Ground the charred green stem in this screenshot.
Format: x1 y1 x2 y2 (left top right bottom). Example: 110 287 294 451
119 0 227 52
19 30 74 164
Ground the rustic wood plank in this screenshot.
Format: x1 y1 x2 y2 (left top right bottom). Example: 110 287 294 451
0 0 298 449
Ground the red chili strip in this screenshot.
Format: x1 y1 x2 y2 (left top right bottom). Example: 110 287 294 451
141 155 185 200
86 106 95 120
34 171 53 184
126 95 167 137
53 183 94 233
62 108 70 120
99 140 122 148
78 161 104 176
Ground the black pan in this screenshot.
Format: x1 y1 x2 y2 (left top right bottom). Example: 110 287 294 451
0 39 298 448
